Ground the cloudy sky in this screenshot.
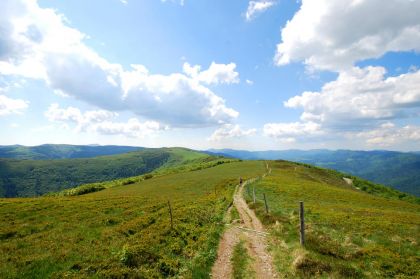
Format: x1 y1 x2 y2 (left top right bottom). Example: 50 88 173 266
1 0 419 151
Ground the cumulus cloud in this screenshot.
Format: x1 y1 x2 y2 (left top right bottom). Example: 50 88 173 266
284 66 420 129
45 104 165 138
0 94 28 116
263 121 322 142
275 0 420 71
208 124 256 142
355 122 420 147
245 1 276 21
0 0 238 127
265 66 420 145
182 62 239 85
269 0 420 148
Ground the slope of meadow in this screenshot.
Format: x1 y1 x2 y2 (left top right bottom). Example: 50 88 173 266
0 147 209 198
209 149 420 196
245 160 420 278
0 160 266 278
0 144 143 160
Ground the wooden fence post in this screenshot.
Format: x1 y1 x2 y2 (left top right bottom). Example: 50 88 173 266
253 187 256 204
263 193 269 214
168 200 173 230
299 201 305 246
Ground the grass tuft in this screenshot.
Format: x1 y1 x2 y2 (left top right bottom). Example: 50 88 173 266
232 240 254 279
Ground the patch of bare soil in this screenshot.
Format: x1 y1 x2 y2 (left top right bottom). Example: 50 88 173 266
211 166 277 278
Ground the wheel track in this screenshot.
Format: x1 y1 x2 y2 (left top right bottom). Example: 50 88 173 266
211 163 277 278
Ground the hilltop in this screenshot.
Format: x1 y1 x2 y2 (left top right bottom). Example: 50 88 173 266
208 149 420 196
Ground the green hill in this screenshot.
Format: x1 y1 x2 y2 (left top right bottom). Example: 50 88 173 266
0 159 418 278
0 144 143 160
208 149 420 196
0 148 210 198
245 161 419 278
0 160 265 278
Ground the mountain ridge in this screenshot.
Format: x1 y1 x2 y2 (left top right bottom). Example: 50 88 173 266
207 148 420 196
0 147 210 198
0 144 143 160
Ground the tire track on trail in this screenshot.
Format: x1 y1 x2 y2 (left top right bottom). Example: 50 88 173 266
211 163 277 278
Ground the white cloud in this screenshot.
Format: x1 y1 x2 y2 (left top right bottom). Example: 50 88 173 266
355 122 420 147
45 104 165 138
270 0 420 148
246 79 254 85
161 0 185 6
0 94 28 116
284 66 420 129
182 62 239 85
275 0 420 71
265 66 420 146
0 0 238 127
245 1 276 21
208 124 256 142
263 121 322 142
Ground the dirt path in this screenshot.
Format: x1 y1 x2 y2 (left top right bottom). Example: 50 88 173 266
211 165 277 278
211 188 240 279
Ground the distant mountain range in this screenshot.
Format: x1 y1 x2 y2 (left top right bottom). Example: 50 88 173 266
207 149 420 196
0 144 143 160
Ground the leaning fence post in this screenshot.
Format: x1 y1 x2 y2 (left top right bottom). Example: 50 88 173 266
168 200 173 230
253 187 256 204
263 193 269 214
299 201 305 246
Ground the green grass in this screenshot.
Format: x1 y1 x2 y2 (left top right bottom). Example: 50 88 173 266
0 160 266 278
245 160 420 278
49 155 237 197
0 144 143 160
232 240 254 279
0 147 220 198
230 206 240 223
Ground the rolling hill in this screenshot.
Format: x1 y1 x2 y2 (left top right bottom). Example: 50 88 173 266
0 144 143 160
245 161 419 278
0 148 211 198
208 149 420 196
0 160 265 278
0 159 418 278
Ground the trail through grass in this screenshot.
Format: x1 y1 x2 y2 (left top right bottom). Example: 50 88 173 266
232 240 254 279
245 160 420 278
0 161 265 278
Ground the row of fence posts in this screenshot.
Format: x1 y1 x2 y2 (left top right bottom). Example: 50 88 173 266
247 184 305 246
167 183 306 247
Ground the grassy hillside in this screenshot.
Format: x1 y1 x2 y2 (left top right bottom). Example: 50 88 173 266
209 149 420 196
0 160 266 278
245 160 420 278
0 144 143 160
295 150 420 197
0 148 210 198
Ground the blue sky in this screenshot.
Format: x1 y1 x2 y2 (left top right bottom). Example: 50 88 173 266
0 0 419 151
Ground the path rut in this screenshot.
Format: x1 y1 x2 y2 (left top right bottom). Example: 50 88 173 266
211 164 277 278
